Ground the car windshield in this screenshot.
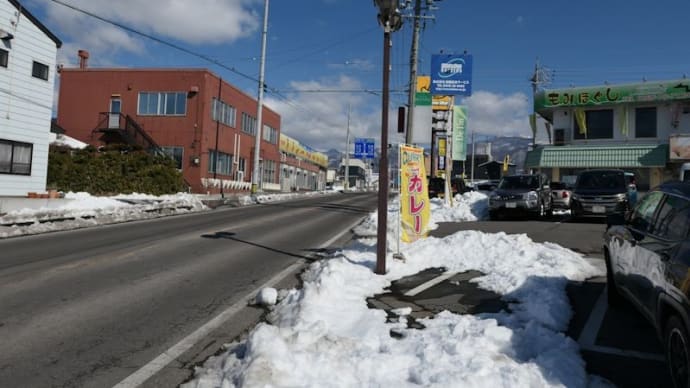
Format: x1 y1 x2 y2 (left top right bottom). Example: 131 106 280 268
551 182 567 190
498 176 539 189
576 171 625 189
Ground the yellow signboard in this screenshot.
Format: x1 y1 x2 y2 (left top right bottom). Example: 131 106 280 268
400 145 430 243
432 95 452 111
416 76 430 93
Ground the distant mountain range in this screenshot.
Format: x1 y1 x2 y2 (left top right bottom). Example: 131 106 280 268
325 136 535 173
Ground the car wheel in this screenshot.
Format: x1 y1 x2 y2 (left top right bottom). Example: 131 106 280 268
604 254 623 308
665 315 690 388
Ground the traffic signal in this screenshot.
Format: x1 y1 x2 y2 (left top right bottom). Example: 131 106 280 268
397 106 406 133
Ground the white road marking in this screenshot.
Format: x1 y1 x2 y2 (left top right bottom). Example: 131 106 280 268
114 215 366 388
404 271 458 296
577 286 665 362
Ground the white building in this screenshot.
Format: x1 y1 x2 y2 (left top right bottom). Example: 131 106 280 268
0 0 61 196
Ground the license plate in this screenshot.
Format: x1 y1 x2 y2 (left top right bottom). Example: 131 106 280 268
592 205 606 213
506 202 517 208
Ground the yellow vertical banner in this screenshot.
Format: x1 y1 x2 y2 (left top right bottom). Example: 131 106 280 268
400 145 430 243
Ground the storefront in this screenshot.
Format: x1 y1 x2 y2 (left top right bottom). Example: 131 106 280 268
528 79 690 189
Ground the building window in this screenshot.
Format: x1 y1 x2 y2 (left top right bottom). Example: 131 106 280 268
161 146 184 170
263 124 278 144
208 150 232 175
0 49 8 68
137 92 187 116
31 61 49 80
263 159 277 183
635 107 657 138
238 158 246 179
211 98 236 127
241 113 257 135
574 109 613 139
0 139 33 175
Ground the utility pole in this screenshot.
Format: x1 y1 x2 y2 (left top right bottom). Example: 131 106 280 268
404 0 438 145
530 59 539 148
251 0 269 195
405 0 422 145
345 103 351 191
470 130 475 185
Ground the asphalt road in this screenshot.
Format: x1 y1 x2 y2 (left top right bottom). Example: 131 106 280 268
0 192 377 388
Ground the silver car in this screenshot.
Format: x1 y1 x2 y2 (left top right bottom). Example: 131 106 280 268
550 181 572 210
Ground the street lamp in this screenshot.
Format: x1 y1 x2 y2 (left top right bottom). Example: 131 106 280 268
373 0 402 275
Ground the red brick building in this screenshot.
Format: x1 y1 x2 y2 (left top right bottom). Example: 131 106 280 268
56 61 321 194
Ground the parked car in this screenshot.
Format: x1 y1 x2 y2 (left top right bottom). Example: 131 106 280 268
428 177 471 199
550 181 572 210
570 169 635 220
604 181 690 388
488 174 552 220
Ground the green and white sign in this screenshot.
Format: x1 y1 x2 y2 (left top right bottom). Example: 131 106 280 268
452 106 467 161
534 79 690 111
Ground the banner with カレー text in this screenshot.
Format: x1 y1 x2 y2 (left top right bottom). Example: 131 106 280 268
400 145 430 243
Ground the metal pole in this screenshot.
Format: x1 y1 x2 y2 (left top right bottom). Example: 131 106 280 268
470 130 475 185
345 103 351 191
251 0 269 194
213 77 223 198
405 0 422 145
376 25 391 275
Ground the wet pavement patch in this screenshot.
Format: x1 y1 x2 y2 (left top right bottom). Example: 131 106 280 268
367 268 508 336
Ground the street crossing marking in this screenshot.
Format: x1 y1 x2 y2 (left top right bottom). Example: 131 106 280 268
404 271 458 296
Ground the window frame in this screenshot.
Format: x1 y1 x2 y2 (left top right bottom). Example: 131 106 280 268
241 112 257 136
628 190 665 233
574 109 614 140
161 146 184 170
137 91 187 116
650 193 690 241
0 48 8 68
0 139 33 176
208 149 233 176
635 107 657 138
31 61 49 80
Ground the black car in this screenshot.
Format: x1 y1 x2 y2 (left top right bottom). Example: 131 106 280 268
571 169 634 220
604 181 690 388
428 177 471 199
488 174 552 220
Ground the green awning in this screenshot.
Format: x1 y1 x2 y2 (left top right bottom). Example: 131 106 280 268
525 144 669 168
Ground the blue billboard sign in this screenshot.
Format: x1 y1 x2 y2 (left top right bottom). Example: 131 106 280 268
365 139 375 158
354 138 375 159
430 54 473 96
354 138 365 158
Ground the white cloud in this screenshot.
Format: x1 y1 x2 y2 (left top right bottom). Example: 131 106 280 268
39 0 260 65
265 76 401 152
461 91 531 137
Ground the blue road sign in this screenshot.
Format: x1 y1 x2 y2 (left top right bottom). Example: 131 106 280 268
365 139 375 158
354 138 365 158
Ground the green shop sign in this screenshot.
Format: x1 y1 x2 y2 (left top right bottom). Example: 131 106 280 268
534 79 690 111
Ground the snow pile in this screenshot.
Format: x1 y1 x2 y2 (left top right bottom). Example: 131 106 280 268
184 205 605 388
429 191 490 224
0 192 207 238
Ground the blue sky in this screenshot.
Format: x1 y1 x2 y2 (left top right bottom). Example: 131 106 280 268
26 0 690 152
